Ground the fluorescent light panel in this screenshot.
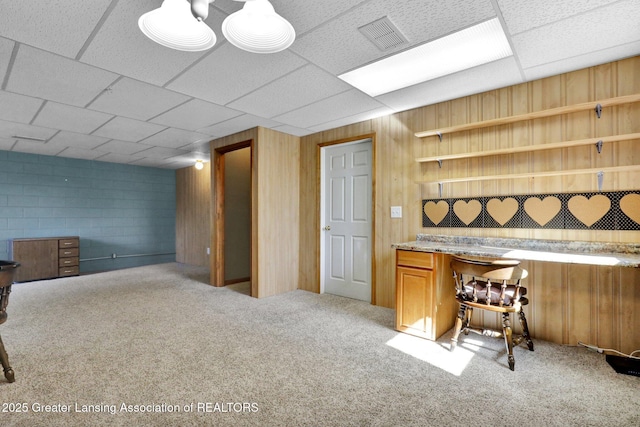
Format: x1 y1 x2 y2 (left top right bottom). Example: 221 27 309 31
339 18 513 97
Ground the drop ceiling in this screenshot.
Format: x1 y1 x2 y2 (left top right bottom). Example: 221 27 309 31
0 0 638 169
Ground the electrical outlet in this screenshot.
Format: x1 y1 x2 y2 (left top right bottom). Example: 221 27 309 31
391 206 402 218
206 247 210 255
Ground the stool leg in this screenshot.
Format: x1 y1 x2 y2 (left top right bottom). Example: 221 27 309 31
450 305 466 351
502 313 515 371
519 310 534 351
464 307 473 334
0 334 14 383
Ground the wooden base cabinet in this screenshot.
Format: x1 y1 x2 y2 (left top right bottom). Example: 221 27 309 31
395 250 457 341
10 237 79 282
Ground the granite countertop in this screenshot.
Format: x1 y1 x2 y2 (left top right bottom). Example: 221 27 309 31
392 234 640 268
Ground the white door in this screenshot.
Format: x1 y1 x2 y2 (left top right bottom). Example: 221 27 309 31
321 139 372 302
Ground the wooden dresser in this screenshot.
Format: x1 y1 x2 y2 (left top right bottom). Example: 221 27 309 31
9 237 80 282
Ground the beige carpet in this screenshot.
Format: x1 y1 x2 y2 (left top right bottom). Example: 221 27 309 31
0 263 638 427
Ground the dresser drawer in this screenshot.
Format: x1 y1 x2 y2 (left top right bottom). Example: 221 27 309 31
58 257 79 267
59 266 79 277
397 250 434 269
59 248 79 258
59 238 78 249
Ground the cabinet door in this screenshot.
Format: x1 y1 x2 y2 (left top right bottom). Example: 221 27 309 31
396 266 434 339
12 240 58 282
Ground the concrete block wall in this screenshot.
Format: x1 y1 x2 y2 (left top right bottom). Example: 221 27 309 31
0 150 176 274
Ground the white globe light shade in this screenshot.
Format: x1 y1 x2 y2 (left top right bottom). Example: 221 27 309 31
222 0 295 54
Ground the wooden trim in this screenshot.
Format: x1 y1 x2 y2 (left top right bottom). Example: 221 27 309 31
422 165 640 185
414 93 640 138
213 148 225 287
212 139 253 289
415 133 640 164
224 276 251 286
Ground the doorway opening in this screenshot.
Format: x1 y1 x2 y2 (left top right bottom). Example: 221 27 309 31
212 140 253 295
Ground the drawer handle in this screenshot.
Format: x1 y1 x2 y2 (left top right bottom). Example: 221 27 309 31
63 242 73 246
63 251 72 255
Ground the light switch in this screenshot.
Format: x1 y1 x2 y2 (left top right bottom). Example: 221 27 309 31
391 206 402 218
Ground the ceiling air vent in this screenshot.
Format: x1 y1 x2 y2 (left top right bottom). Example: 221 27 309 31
358 16 408 51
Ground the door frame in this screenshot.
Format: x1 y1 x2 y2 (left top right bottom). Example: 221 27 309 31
317 133 376 304
212 139 254 294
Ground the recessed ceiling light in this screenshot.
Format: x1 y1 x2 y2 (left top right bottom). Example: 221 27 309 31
338 18 513 97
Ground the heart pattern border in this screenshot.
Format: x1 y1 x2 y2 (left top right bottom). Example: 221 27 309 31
422 190 640 230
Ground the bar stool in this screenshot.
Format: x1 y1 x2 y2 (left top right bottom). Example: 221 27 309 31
449 256 533 371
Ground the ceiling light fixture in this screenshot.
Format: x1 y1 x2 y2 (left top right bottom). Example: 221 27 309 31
194 159 204 170
222 0 295 54
138 0 216 52
338 18 513 97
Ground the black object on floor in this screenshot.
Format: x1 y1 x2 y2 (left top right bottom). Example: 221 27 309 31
605 355 640 377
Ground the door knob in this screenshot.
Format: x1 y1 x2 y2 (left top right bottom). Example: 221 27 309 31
323 225 331 231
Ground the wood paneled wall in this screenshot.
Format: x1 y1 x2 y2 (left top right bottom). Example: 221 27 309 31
176 161 211 267
300 56 640 352
207 127 300 298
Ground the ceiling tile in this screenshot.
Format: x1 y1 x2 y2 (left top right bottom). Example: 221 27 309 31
33 102 113 134
228 64 352 118
129 157 182 168
11 140 64 156
79 0 222 86
95 140 153 155
6 45 119 107
271 124 314 137
269 0 369 35
0 0 112 58
309 106 393 133
0 137 16 151
512 0 640 69
165 150 209 164
497 0 621 35
376 57 524 112
46 131 111 150
0 37 14 85
57 146 108 161
94 153 145 165
523 41 640 81
140 128 212 149
197 114 283 137
273 90 386 129
291 0 495 74
0 119 58 141
150 99 243 131
167 42 307 105
187 141 211 154
88 77 190 121
134 146 190 159
92 117 166 142
0 91 43 123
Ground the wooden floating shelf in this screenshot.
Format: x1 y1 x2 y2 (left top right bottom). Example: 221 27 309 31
415 133 640 164
414 93 640 139
420 165 640 185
